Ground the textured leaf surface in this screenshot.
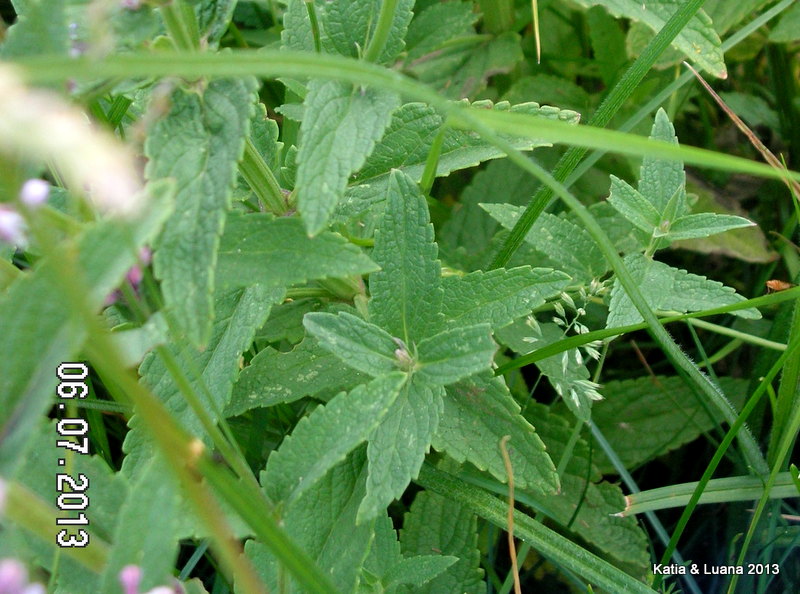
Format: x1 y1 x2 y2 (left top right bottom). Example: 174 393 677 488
608 176 661 233
251 450 374 593
344 101 580 213
570 0 726 77
400 490 485 594
639 107 688 216
607 253 761 327
667 213 755 240
146 78 256 346
226 337 366 416
122 286 283 478
99 458 180 593
303 312 401 377
585 375 749 473
386 556 457 591
441 267 570 330
416 324 496 386
404 1 477 62
433 373 558 494
360 379 444 522
264 373 405 504
322 0 414 63
216 213 379 288
482 203 609 282
297 80 399 234
522 404 650 577
369 170 444 343
0 184 172 476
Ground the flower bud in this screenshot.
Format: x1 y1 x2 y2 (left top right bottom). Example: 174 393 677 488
0 206 26 247
119 565 142 594
0 558 28 594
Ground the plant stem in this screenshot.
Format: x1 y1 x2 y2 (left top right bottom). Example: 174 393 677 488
160 0 200 52
363 0 399 63
488 0 711 269
241 137 288 214
478 0 515 34
304 0 322 53
686 318 787 351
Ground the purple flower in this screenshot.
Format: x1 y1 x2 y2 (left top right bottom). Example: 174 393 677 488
0 206 26 247
18 180 50 208
0 559 44 594
119 565 141 594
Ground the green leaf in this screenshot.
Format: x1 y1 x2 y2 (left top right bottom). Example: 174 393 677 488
216 212 379 288
360 379 445 522
666 213 755 240
497 321 601 421
0 0 69 58
99 457 180 593
769 0 800 42
399 490 485 594
303 312 402 377
524 405 650 577
122 286 283 478
0 183 173 476
607 253 761 328
441 267 570 330
432 372 559 494
369 170 444 343
416 324 496 386
322 0 414 64
250 450 375 593
296 80 399 234
386 556 458 591
608 175 662 233
584 375 749 473
264 373 405 504
481 203 609 282
404 0 478 62
639 108 688 216
194 0 237 46
346 100 580 212
146 77 257 346
226 337 367 417
569 0 726 77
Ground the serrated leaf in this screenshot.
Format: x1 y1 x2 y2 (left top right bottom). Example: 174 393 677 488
404 1 478 62
481 203 609 282
497 321 600 421
322 0 414 64
360 514 404 591
385 555 457 591
441 267 570 330
281 0 321 52
639 108 687 216
369 170 444 343
400 490 485 594
122 286 283 479
303 311 401 377
264 373 405 504
194 0 237 46
345 101 580 214
666 212 755 240
416 324 496 386
216 212 379 288
360 379 444 522
99 458 180 593
608 175 662 233
146 78 257 346
0 183 173 476
440 31 524 99
296 80 399 234
226 337 367 417
520 404 651 576
250 450 374 593
584 375 749 473
570 0 726 77
432 372 558 494
607 253 761 328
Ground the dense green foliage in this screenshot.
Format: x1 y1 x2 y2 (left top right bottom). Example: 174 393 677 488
1 1 799 593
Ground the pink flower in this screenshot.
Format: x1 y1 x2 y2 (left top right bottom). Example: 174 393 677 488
0 559 45 594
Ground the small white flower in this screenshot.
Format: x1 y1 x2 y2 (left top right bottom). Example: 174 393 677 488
560 292 575 309
19 179 50 207
0 206 26 247
554 302 565 317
